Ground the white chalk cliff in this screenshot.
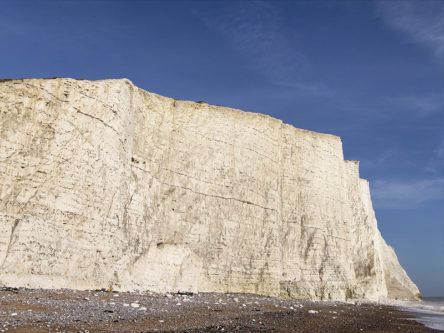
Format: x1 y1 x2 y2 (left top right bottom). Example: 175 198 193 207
0 78 419 301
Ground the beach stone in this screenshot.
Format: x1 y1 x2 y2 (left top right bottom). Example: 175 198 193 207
0 78 419 301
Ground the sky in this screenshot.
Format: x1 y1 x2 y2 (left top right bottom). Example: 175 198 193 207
0 0 443 296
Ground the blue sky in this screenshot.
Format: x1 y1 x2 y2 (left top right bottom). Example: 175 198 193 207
1 0 443 296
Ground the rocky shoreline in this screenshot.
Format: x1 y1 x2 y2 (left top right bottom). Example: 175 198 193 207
0 288 439 333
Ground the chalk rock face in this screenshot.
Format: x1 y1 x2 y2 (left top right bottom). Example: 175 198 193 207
0 78 419 300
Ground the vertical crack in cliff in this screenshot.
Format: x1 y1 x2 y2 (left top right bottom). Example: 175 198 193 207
73 108 118 134
278 122 285 285
78 91 119 115
23 81 127 151
1 219 21 268
73 107 127 152
23 83 68 105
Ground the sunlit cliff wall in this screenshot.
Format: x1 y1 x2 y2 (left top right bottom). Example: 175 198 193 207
0 78 419 300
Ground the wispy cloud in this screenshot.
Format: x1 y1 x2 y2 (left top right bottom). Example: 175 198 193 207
435 140 444 163
382 93 444 117
199 1 310 88
371 178 444 208
377 0 444 61
426 139 444 174
198 0 376 118
361 149 397 170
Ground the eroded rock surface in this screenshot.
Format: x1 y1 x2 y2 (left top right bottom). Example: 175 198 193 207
0 78 419 300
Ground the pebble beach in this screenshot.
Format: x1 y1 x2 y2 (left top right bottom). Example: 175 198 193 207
0 287 440 333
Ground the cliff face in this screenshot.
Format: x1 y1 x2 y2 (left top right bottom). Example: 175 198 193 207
0 78 419 300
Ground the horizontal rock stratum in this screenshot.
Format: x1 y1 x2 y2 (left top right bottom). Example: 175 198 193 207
0 78 419 301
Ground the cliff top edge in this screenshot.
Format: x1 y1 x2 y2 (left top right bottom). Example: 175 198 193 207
1 77 342 143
